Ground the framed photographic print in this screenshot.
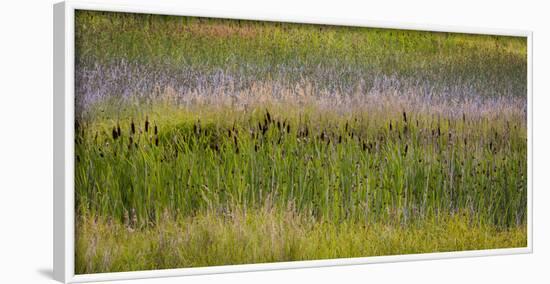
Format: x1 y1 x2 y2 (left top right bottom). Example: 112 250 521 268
53 1 533 282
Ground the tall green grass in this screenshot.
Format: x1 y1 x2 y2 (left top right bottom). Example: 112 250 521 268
76 102 527 229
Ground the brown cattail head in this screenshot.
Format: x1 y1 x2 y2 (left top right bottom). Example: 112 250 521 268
389 121 393 131
234 136 240 153
154 135 159 147
403 111 407 123
154 124 158 135
112 127 119 140
145 116 149 133
131 119 136 135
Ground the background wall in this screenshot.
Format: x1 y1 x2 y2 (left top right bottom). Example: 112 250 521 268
0 0 547 283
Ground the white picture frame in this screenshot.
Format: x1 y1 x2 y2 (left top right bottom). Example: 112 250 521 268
53 1 533 282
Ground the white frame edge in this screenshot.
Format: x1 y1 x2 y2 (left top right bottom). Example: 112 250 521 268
53 1 534 283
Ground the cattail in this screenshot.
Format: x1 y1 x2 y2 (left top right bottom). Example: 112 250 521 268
112 127 119 140
131 119 135 135
155 135 159 146
404 144 408 155
154 124 158 135
277 120 281 131
145 116 149 133
320 131 325 141
345 121 349 132
286 124 290 133
403 111 407 123
389 121 393 131
338 135 342 144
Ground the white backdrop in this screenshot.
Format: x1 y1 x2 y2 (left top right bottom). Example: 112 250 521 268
0 0 548 283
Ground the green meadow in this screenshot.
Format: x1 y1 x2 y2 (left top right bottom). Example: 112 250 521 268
74 11 528 274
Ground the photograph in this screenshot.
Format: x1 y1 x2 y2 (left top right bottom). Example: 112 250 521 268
73 10 528 274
